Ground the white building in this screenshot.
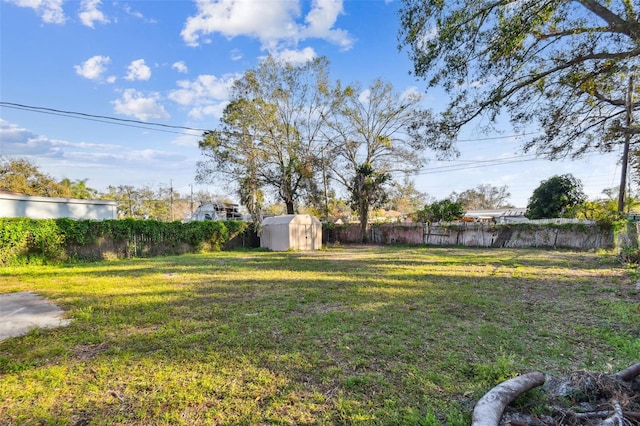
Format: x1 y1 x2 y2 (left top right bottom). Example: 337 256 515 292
463 208 529 223
187 202 243 221
0 192 117 220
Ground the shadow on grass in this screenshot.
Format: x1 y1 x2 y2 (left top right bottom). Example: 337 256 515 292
0 246 637 424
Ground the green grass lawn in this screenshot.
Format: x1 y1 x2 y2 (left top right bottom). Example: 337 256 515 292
0 246 638 425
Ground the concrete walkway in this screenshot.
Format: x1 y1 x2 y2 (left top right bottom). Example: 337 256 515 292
0 292 71 341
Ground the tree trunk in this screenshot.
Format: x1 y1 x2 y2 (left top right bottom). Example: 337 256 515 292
615 362 640 382
285 200 295 215
471 372 545 426
359 207 369 243
359 221 368 243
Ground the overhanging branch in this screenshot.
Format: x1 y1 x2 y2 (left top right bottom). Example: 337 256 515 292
577 0 640 40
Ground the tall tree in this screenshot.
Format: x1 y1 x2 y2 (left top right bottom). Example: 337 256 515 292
324 79 431 239
60 178 98 199
102 185 142 218
197 98 265 223
101 184 189 221
350 163 391 230
526 174 586 219
0 157 71 197
101 185 168 220
414 199 464 223
197 56 332 220
386 176 430 216
398 0 640 159
451 184 513 210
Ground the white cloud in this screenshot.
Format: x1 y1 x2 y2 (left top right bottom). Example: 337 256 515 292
168 74 240 120
300 0 352 50
5 0 66 24
171 132 201 147
358 88 370 104
125 59 151 81
122 3 156 23
168 73 238 119
180 0 353 52
123 4 142 18
78 0 109 28
113 89 170 121
0 120 52 156
230 49 243 61
181 0 297 47
418 25 439 47
60 150 181 164
187 104 228 120
127 149 185 162
400 86 423 102
0 120 195 188
0 119 118 157
74 55 112 81
271 47 316 65
172 61 188 73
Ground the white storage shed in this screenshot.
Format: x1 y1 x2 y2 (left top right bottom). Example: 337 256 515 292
260 214 322 251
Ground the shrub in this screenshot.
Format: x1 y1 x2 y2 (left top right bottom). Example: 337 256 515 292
0 218 67 265
0 218 249 265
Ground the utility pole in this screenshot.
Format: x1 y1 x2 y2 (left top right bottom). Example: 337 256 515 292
170 179 174 221
618 74 634 213
189 184 194 216
322 146 329 220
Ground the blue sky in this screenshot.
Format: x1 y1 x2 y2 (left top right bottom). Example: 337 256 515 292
0 0 624 207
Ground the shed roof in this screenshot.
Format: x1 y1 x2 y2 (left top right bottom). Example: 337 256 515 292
262 214 321 226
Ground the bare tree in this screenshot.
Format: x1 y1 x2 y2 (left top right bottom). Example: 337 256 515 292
324 79 431 239
451 184 513 210
197 56 332 220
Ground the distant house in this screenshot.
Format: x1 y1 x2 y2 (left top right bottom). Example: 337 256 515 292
0 191 117 220
187 201 243 221
463 208 528 223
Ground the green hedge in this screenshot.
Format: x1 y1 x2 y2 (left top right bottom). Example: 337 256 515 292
0 218 250 265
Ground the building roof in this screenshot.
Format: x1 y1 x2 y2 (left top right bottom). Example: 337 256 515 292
262 214 321 226
0 192 116 206
464 208 527 219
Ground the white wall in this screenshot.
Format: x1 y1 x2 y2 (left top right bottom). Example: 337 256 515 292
0 193 117 220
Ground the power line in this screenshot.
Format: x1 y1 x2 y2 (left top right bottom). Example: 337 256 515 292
0 100 583 175
4 104 198 136
418 147 623 175
430 153 539 164
2 101 545 143
417 155 541 175
4 100 621 186
456 131 541 142
0 101 210 134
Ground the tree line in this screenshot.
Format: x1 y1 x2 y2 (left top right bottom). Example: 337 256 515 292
193 54 639 226
0 157 207 222
2 156 635 226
